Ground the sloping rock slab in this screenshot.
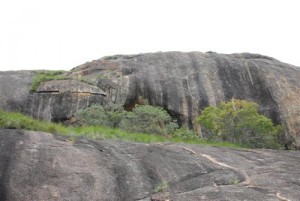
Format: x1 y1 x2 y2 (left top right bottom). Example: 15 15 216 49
0 129 299 201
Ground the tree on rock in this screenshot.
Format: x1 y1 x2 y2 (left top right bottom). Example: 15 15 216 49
195 99 284 149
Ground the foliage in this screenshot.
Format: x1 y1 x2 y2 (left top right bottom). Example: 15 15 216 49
0 109 244 148
195 99 284 149
31 71 100 92
170 127 198 140
0 109 68 134
154 181 168 193
120 105 178 135
231 178 241 185
75 103 125 128
76 104 178 135
31 70 66 92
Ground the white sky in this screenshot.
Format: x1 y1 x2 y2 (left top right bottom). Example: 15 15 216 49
0 0 299 71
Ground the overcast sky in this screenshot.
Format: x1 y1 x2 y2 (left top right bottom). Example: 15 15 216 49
0 0 299 71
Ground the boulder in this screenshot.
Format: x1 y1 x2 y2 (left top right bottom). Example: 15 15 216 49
27 79 106 122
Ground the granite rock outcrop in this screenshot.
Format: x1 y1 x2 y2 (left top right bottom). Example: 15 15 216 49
0 51 299 147
1 129 299 201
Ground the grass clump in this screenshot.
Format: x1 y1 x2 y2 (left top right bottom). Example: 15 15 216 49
154 180 168 193
31 70 66 92
0 109 68 134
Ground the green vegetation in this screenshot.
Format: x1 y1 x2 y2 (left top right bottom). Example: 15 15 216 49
170 126 198 140
75 103 125 128
195 99 284 149
75 104 179 136
120 105 178 135
31 70 66 92
154 180 168 193
30 70 97 92
0 109 69 134
231 178 241 185
0 99 284 149
0 109 244 148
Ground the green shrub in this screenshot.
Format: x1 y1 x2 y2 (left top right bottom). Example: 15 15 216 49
75 103 125 128
31 70 66 92
170 127 198 140
120 105 178 135
76 104 178 135
195 99 284 149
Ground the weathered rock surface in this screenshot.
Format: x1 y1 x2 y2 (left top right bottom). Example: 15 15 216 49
74 52 299 147
27 80 106 122
36 80 106 95
0 51 299 147
1 129 299 201
0 71 106 122
0 71 34 112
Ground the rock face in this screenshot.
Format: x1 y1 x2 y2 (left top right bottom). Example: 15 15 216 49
1 129 300 201
0 71 34 112
0 51 299 147
27 80 106 122
0 71 106 122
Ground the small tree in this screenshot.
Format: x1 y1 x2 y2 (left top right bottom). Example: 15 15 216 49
195 99 284 149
